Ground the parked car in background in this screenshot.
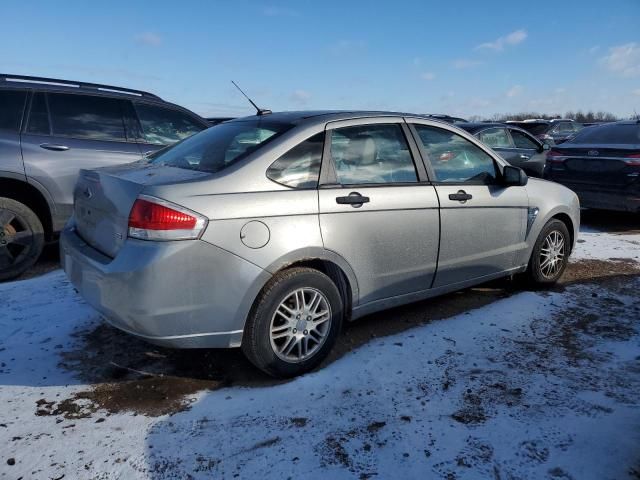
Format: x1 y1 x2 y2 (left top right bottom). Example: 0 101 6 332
545 120 640 212
425 114 468 124
457 122 549 177
506 119 583 145
206 117 234 126
0 74 210 281
61 110 579 378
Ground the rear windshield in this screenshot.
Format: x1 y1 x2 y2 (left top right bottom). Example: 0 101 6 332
512 122 549 136
151 120 293 173
569 123 640 145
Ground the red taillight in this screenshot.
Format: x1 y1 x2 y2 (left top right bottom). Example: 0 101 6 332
546 149 565 163
129 198 197 230
128 196 207 241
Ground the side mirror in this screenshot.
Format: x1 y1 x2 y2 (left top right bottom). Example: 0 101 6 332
538 143 551 153
503 165 528 186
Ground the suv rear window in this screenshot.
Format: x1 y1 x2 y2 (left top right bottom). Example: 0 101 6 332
513 122 549 136
48 93 126 141
151 120 293 173
0 90 27 132
570 123 640 145
135 104 205 145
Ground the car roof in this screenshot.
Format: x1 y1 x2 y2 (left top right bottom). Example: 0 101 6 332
227 110 450 128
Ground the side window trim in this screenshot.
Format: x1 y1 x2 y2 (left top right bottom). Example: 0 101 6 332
323 121 422 188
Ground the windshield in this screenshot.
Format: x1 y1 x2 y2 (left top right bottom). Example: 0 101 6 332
569 123 640 145
151 120 293 173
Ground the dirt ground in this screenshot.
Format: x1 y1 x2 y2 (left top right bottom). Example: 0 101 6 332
43 210 639 418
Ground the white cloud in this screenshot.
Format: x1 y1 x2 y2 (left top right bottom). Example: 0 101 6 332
290 89 311 105
135 32 162 47
452 59 484 69
600 43 640 77
633 89 640 96
506 85 524 98
421 72 436 80
475 29 527 51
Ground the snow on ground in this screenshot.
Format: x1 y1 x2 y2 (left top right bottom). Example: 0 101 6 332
1 226 639 479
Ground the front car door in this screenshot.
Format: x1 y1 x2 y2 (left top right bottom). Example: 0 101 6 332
318 117 440 307
475 126 519 164
508 128 546 177
408 120 528 288
20 92 143 229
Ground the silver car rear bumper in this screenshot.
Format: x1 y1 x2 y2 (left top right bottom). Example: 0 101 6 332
60 221 270 348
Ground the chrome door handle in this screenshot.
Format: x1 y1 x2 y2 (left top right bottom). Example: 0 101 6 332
520 154 530 159
336 192 370 208
40 143 70 151
448 190 472 202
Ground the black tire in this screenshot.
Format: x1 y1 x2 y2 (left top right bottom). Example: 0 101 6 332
242 267 344 378
526 219 570 286
0 197 45 282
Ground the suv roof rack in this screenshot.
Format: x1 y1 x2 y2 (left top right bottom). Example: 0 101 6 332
0 73 162 100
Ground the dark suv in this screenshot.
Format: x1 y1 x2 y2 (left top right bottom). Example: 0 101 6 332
0 74 209 281
506 119 583 145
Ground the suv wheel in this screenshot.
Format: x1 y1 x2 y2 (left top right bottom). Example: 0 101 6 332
526 219 570 285
242 267 343 378
0 198 44 282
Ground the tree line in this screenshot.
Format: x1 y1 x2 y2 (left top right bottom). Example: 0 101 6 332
468 111 624 123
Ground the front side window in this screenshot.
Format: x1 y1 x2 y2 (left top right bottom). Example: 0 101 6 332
151 120 293 173
135 104 206 145
331 124 417 185
510 129 539 149
0 90 27 132
413 124 498 184
26 92 50 135
48 93 126 141
267 132 324 188
477 128 512 148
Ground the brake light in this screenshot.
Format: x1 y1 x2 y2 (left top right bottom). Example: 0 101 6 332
626 153 640 166
546 149 566 163
128 196 207 241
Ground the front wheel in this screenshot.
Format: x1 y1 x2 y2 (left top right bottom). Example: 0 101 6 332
0 198 45 282
242 267 343 378
526 219 570 285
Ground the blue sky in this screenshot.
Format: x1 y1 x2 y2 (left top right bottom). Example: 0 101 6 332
2 0 640 118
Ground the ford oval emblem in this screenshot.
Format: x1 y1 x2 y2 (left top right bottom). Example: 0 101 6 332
588 150 599 156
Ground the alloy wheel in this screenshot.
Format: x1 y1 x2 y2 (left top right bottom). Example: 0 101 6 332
539 230 565 279
269 287 332 363
0 208 35 270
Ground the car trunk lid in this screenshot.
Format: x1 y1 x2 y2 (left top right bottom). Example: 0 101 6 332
73 163 210 258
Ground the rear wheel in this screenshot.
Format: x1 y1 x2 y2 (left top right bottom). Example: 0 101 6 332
526 219 570 285
242 267 343 378
0 198 44 282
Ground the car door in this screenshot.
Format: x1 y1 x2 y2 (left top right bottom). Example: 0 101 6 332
20 92 143 224
508 128 546 177
132 102 208 155
318 118 440 306
409 121 528 288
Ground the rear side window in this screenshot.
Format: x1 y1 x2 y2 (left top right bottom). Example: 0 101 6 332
267 132 324 188
510 129 539 149
48 93 126 141
27 92 50 135
135 104 205 145
413 124 498 184
553 122 574 134
151 120 293 173
331 124 417 185
570 123 640 144
0 90 27 132
477 128 512 148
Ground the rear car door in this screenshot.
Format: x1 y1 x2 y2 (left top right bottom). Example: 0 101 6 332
132 102 208 154
409 122 528 288
318 118 440 306
0 88 28 178
20 92 143 225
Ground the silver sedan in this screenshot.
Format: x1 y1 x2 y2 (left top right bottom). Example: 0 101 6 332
61 111 580 377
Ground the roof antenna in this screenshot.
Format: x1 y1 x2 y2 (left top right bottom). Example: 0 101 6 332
231 81 271 116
